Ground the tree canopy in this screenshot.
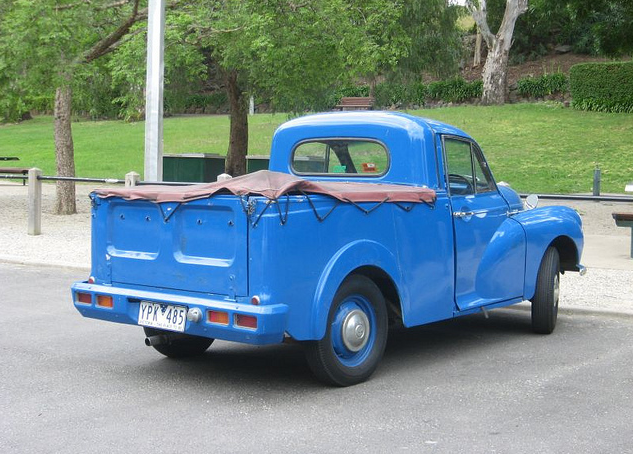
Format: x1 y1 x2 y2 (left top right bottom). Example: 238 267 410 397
482 0 633 60
1 0 630 190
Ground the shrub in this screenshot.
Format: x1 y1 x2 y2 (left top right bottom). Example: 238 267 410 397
338 85 370 98
570 62 633 113
517 73 568 98
374 82 405 108
184 93 228 112
373 81 428 108
428 78 482 103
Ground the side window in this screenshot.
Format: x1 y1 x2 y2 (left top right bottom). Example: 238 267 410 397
292 139 389 176
445 138 475 196
444 137 495 196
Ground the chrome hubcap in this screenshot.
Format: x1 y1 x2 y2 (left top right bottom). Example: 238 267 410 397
341 309 370 352
553 274 560 305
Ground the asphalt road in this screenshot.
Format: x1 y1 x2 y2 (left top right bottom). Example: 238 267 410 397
1 263 633 454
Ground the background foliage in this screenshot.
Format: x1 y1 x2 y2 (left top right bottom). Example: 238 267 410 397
2 104 632 194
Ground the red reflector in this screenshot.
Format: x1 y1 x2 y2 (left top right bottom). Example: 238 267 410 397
208 311 229 325
235 314 257 330
76 292 92 305
96 295 114 308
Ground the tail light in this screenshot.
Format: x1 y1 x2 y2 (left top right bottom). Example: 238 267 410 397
76 292 92 305
235 314 257 330
208 310 229 325
96 295 114 308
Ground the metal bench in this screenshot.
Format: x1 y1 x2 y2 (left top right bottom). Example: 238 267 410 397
334 97 375 111
613 211 633 258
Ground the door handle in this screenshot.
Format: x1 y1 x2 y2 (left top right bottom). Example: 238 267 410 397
453 211 474 218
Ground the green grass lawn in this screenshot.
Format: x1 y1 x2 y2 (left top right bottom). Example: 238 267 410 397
1 104 631 194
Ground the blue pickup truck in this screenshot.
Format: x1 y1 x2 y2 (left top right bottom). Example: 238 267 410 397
72 111 584 386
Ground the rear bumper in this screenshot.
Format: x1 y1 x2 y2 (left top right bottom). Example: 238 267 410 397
71 282 288 345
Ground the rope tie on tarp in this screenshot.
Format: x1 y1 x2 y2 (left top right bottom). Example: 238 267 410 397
243 192 435 226
158 202 182 222
250 195 291 227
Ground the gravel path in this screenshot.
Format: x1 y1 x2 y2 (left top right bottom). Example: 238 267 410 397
1 181 632 314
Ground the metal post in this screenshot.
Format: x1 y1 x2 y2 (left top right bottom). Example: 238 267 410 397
28 168 42 236
592 166 601 196
125 171 140 187
144 0 166 182
249 95 255 115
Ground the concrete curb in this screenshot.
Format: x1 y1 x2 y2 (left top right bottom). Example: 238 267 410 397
0 255 90 273
502 301 633 319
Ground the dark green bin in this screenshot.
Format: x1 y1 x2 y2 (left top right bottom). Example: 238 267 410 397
246 155 270 173
163 153 226 183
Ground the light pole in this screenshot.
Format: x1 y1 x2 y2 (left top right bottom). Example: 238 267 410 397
144 0 165 182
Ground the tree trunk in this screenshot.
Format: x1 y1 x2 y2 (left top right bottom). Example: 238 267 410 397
481 38 510 105
225 70 248 177
54 84 77 215
467 0 527 105
473 29 482 68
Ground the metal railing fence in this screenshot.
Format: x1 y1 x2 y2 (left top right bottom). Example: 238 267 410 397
1 167 632 236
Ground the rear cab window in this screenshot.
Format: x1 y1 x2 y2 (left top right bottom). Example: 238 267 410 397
291 139 389 176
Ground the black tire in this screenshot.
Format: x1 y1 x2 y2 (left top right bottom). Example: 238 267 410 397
143 327 214 358
305 275 388 386
531 247 560 334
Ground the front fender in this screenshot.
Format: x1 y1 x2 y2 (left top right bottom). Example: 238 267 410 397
310 240 403 340
513 206 584 300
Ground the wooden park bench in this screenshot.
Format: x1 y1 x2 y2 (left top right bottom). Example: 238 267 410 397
334 97 375 111
0 163 29 185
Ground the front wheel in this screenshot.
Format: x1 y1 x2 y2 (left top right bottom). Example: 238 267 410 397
531 247 560 334
305 275 388 386
143 327 214 358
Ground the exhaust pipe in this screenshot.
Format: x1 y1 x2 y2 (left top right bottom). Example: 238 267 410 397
145 334 170 346
144 333 190 347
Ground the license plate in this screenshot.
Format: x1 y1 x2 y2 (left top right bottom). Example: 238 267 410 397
138 301 187 332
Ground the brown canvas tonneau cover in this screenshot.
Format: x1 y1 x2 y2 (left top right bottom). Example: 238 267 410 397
94 170 436 204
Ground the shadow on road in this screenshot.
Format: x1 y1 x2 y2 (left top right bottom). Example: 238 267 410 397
134 309 540 389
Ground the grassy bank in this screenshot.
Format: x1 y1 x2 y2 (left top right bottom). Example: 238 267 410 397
1 104 631 194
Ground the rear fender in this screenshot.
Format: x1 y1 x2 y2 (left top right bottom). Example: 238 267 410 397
513 206 584 300
310 240 403 340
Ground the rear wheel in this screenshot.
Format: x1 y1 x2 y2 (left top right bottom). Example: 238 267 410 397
305 275 388 386
531 247 560 334
143 327 214 358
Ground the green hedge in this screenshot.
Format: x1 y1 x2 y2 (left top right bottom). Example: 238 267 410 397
517 73 568 98
570 62 633 113
372 78 480 108
427 78 482 103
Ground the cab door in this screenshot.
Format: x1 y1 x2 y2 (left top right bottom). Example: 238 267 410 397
443 136 525 311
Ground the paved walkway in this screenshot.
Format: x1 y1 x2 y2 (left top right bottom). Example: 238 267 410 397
1 182 632 314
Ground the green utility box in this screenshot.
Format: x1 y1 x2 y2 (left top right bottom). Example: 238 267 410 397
163 154 226 183
293 155 326 173
246 155 270 173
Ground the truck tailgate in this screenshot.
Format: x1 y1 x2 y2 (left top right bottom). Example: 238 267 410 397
99 196 248 297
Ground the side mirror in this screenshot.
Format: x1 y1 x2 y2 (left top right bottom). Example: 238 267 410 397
524 194 539 210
